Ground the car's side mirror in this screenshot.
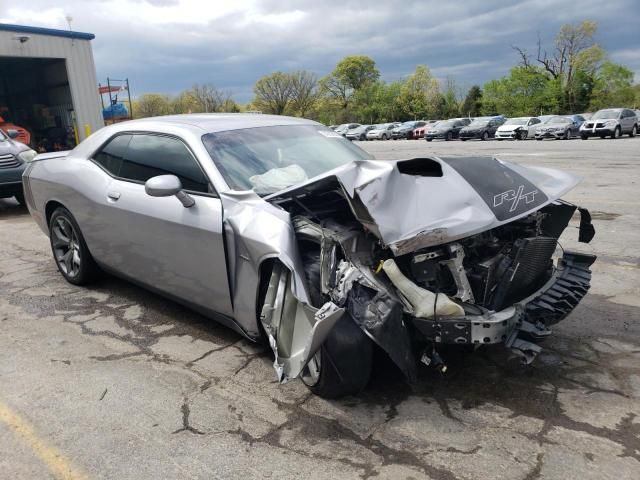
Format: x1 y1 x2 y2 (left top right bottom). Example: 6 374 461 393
6 129 19 139
145 174 194 208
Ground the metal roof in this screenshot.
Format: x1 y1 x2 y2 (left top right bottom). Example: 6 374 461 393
0 23 95 40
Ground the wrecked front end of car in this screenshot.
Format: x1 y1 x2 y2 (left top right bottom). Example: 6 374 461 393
240 156 596 397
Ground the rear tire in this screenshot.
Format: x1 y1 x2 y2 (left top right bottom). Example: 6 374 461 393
445 132 452 141
630 125 637 138
481 131 489 141
49 207 101 285
426 138 432 142
581 134 588 140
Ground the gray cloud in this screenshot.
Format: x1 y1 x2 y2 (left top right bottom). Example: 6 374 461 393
1 0 638 101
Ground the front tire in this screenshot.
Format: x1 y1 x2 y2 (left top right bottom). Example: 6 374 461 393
581 134 588 140
445 132 452 141
612 127 621 139
563 130 570 140
481 131 489 141
49 207 100 285
301 315 373 398
518 130 528 140
630 125 637 138
14 191 26 206
299 248 373 398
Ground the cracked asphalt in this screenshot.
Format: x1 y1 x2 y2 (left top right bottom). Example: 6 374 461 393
1 136 639 479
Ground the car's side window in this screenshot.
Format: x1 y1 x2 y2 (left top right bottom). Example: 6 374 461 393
118 134 210 193
93 134 132 176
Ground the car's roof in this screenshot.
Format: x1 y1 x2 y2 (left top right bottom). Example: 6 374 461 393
114 113 320 133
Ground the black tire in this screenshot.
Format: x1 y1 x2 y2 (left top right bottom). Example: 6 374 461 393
426 138 432 142
518 130 528 140
581 134 588 140
536 137 543 141
14 191 26 206
612 127 621 139
302 315 373 398
299 248 373 398
49 207 101 285
630 125 637 138
563 130 570 140
481 131 489 141
445 132 452 141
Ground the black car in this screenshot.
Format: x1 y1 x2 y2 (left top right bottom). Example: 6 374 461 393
424 118 471 141
0 129 37 205
459 116 505 141
391 120 426 139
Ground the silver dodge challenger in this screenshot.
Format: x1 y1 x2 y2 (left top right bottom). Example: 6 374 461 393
22 114 596 398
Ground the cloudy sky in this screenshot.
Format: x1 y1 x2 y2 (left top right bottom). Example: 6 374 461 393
1 0 638 102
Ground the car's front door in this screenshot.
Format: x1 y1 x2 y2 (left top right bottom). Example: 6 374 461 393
89 132 234 318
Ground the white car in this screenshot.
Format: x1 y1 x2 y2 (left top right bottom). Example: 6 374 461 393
495 117 541 140
366 123 397 140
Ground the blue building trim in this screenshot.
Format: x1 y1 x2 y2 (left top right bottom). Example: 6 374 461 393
0 23 95 41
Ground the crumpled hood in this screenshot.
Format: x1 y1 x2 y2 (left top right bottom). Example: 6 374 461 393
268 156 579 256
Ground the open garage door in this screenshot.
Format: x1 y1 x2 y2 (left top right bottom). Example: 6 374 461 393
0 57 76 151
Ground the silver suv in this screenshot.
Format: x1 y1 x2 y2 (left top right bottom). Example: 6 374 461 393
580 108 638 139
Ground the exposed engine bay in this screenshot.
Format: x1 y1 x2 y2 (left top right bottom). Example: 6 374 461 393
245 155 596 393
258 156 596 384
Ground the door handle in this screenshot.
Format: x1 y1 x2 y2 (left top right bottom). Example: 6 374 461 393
107 191 121 200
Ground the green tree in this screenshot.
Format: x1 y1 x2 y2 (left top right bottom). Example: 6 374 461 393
133 94 171 118
396 65 440 120
461 85 482 117
589 62 636 110
320 55 380 112
481 66 557 116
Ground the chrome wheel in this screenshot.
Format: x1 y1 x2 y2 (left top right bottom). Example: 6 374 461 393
301 352 322 386
52 216 81 278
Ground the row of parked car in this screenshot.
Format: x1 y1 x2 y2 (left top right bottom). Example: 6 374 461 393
330 108 640 142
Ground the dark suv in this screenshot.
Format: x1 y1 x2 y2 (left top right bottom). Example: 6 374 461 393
0 129 36 205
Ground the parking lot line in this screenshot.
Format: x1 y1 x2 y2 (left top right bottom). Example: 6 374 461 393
0 400 88 480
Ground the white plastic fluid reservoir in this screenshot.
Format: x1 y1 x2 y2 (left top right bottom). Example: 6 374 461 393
382 259 465 318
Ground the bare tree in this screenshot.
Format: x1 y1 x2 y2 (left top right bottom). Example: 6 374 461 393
189 83 234 113
289 71 319 117
253 72 294 115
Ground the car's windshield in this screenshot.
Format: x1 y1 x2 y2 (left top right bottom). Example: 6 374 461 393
400 121 416 128
545 116 570 124
202 125 372 195
437 120 455 127
372 124 387 129
504 118 528 126
592 110 620 120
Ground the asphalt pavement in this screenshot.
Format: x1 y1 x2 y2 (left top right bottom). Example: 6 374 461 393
1 135 639 479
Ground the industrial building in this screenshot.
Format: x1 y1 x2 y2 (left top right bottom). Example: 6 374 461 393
0 23 103 150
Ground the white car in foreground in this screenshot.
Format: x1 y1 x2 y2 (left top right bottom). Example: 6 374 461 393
495 117 541 140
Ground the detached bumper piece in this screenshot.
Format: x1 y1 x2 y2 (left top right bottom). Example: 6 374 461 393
410 251 595 365
524 251 595 326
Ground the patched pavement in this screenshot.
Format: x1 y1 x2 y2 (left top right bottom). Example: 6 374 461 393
1 137 639 479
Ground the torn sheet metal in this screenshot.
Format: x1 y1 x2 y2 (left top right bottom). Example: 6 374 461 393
259 261 344 382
